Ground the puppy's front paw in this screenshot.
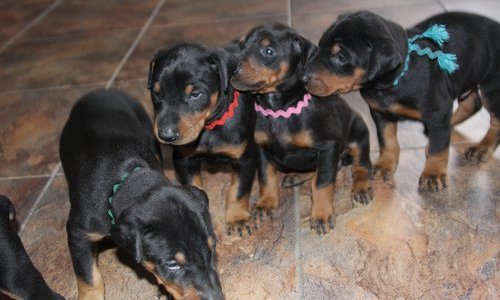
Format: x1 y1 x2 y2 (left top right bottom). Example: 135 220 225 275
251 195 279 226
226 220 253 237
418 171 447 192
352 186 374 205
373 159 396 181
310 214 335 235
226 208 252 237
465 145 492 162
351 167 374 205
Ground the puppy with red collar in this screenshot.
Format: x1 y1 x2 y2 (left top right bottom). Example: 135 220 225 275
147 44 259 236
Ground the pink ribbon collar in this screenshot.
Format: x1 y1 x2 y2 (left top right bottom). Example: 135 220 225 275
254 93 312 119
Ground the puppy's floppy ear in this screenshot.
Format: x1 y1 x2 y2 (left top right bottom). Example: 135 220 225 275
208 49 236 95
292 34 318 66
147 49 169 92
365 17 407 88
110 218 143 264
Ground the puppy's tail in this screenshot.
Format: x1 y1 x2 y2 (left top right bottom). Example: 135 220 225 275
0 195 16 222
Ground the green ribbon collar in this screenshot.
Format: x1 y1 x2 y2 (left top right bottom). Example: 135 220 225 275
107 167 141 225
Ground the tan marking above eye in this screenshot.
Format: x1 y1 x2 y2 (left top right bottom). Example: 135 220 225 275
260 38 271 47
331 43 341 55
175 252 186 265
184 84 194 95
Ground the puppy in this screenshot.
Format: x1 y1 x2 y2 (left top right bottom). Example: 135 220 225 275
147 44 258 236
231 23 373 234
60 89 223 300
301 11 500 191
0 195 64 300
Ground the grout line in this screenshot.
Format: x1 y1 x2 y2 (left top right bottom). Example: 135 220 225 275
0 174 54 181
436 0 448 12
293 185 304 299
20 0 166 232
0 0 65 55
287 0 292 27
20 162 61 232
106 0 167 89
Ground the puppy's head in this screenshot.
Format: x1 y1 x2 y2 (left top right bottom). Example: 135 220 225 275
111 186 223 300
301 11 407 96
231 23 317 94
0 195 16 222
148 44 234 145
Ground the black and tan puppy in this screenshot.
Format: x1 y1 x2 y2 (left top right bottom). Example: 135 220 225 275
231 24 373 234
60 89 222 300
0 195 64 300
301 11 500 191
147 44 258 236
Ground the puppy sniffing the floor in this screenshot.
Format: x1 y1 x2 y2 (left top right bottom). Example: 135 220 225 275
0 195 65 300
301 11 500 192
60 89 223 300
148 44 259 236
231 23 373 234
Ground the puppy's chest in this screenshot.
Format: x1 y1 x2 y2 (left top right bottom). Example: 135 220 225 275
176 136 248 160
364 93 423 121
254 116 313 150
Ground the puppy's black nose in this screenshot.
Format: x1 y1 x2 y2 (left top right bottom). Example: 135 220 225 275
299 73 311 85
158 128 179 143
234 64 243 75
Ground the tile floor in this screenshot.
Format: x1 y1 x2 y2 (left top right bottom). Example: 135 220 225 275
0 0 499 299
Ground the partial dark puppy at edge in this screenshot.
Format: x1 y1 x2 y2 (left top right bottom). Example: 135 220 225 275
0 196 64 300
60 89 222 300
231 23 373 234
301 11 500 192
148 44 259 236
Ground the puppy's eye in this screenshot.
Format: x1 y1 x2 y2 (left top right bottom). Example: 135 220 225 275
260 46 276 58
165 260 181 270
190 91 203 100
333 53 347 64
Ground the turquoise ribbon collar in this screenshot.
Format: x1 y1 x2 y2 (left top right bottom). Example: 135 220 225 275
107 167 141 225
393 24 460 86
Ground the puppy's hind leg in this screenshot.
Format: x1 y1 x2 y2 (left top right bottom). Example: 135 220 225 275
67 226 105 300
465 84 500 161
451 87 482 126
347 117 374 205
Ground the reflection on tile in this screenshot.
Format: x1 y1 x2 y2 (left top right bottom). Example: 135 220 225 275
0 177 48 226
154 0 288 26
203 171 298 299
299 146 499 298
24 0 159 39
293 2 444 43
0 1 51 45
0 29 139 91
116 15 287 81
0 85 102 177
111 78 153 117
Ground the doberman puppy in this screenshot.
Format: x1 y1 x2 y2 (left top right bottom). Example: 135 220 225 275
60 89 223 300
231 23 373 234
0 195 64 300
147 44 258 236
301 11 500 192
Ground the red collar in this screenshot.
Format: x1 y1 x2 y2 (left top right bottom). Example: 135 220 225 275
204 90 239 130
